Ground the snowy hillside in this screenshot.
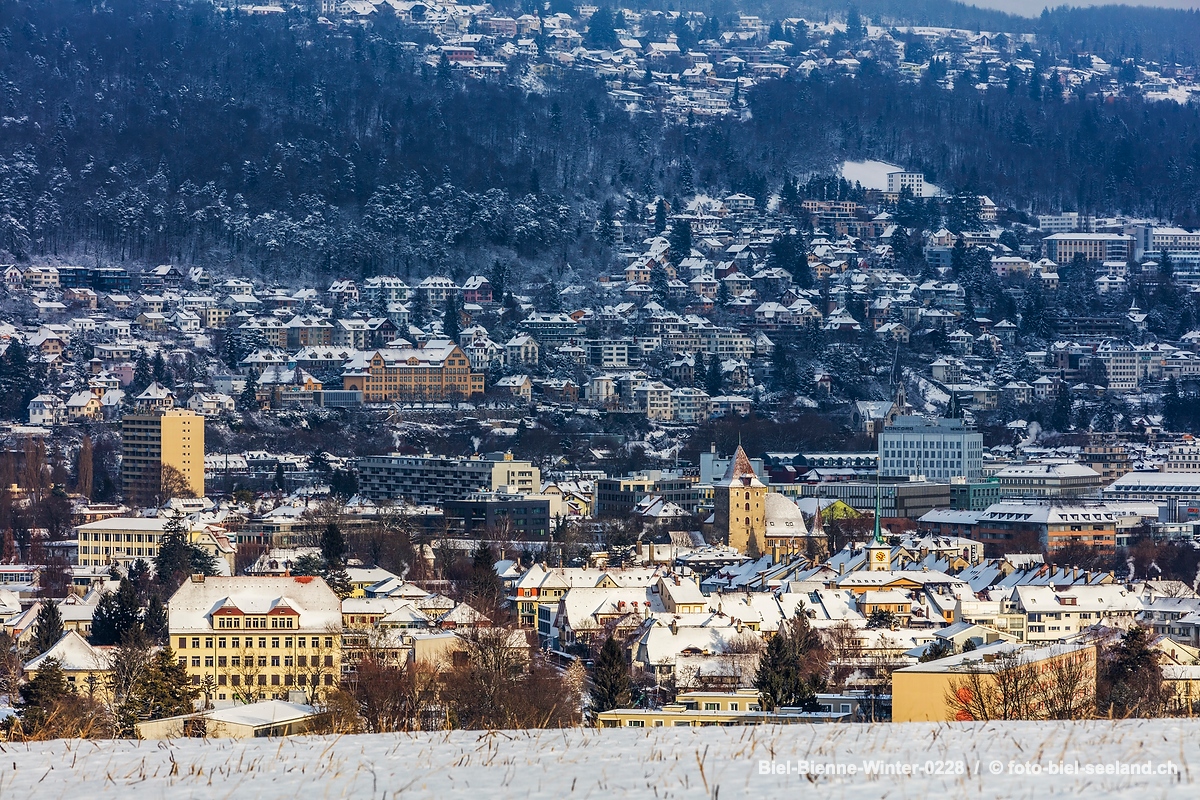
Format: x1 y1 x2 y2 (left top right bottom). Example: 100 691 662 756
2 720 1197 799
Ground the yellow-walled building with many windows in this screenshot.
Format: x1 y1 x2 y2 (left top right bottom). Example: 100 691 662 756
168 575 342 703
341 340 483 402
121 409 205 505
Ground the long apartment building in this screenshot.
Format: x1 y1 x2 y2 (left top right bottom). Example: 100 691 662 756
76 516 235 572
341 340 483 402
356 452 540 504
1043 233 1134 263
168 575 342 704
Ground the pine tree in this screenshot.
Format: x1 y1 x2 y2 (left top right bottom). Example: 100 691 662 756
237 372 259 413
143 594 168 644
321 523 347 568
653 199 667 234
705 355 724 396
590 636 631 718
90 578 144 646
755 614 825 711
76 435 93 500
19 657 71 732
443 294 461 342
649 264 670 303
154 511 218 595
667 219 692 264
117 647 197 735
31 599 64 655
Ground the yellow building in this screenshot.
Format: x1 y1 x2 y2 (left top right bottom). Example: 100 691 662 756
23 630 113 700
75 515 235 571
168 575 342 703
121 409 204 505
341 341 483 402
891 642 1095 722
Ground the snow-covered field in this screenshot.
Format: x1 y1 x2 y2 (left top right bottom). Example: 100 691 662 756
1 720 1198 799
839 160 942 197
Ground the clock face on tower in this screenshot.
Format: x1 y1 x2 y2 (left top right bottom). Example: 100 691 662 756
874 551 886 561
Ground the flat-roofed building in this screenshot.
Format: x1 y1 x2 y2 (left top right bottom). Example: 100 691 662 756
356 452 539 505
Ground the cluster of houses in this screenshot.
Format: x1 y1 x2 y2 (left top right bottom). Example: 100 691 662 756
283 1 1200 122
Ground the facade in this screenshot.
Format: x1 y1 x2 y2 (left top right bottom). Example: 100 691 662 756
1043 233 1134 263
886 171 925 195
76 516 235 571
879 416 983 481
949 478 1001 511
443 492 551 538
892 642 1095 722
356 452 540 504
121 410 205 505
594 471 699 516
168 575 342 703
796 480 951 519
341 341 483 402
974 502 1119 554
992 462 1105 499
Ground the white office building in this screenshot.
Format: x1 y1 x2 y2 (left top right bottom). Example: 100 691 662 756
879 416 983 481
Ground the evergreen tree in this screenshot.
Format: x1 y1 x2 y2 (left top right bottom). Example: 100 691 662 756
489 259 509 299
443 293 461 342
1051 386 1073 432
154 511 218 595
291 553 325 576
755 614 825 711
18 657 71 732
590 636 631 717
31 599 64 655
322 564 353 599
90 578 144 646
653 199 667 234
143 594 169 644
705 355 724 396
131 350 153 396
845 5 866 41
919 638 954 662
585 5 618 47
1098 625 1164 717
237 372 259 413
649 264 670 303
321 523 347 568
667 219 692 264
117 647 197 734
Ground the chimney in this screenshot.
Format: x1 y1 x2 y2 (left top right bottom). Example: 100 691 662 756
190 574 205 583
669 619 679 635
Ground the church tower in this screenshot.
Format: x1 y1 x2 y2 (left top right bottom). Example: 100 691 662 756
866 476 890 571
713 446 766 556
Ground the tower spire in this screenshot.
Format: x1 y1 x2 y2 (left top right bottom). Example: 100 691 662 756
872 468 884 545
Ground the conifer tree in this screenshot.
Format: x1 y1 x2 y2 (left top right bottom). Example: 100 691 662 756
90 578 144 646
31 599 64 655
19 657 71 732
590 636 631 719
143 593 169 644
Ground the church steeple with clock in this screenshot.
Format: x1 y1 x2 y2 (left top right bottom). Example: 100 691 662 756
866 475 890 571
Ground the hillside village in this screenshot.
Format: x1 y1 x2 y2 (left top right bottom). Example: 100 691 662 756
285 1 1200 120
2 175 1200 733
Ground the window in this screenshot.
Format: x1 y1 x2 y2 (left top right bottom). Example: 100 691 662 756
626 720 644 727
704 703 719 711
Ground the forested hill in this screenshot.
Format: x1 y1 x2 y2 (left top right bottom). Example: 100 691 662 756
5 0 1200 284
